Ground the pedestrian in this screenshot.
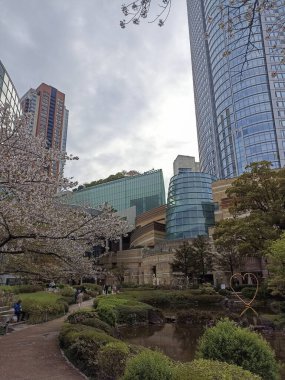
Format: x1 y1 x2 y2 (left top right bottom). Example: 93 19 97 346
13 300 23 322
75 288 80 303
77 290 83 307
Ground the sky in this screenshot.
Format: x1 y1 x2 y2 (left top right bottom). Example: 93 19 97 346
0 0 198 190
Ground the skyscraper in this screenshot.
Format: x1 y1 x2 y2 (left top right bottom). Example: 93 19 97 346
21 84 69 176
21 83 69 153
187 1 285 178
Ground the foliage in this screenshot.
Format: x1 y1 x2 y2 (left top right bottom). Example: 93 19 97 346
122 349 174 380
67 308 113 334
241 285 270 301
97 341 130 380
120 289 223 309
95 295 154 326
173 359 261 380
267 233 285 295
213 162 285 274
20 291 68 323
78 170 141 190
59 323 120 378
176 309 238 325
196 318 280 380
172 237 212 280
0 105 128 282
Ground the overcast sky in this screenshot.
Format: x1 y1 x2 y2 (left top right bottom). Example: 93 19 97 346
0 0 198 190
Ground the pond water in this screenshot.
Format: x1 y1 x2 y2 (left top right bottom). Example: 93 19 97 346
120 323 285 365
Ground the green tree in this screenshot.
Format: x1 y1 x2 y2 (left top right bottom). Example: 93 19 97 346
196 319 280 380
213 162 284 274
267 233 285 295
213 215 280 275
172 237 212 281
191 236 212 282
226 161 285 229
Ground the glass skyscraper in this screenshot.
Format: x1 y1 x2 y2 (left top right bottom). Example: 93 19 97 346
0 60 22 118
187 1 285 178
64 170 166 216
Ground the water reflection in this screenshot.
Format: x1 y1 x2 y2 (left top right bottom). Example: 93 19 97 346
120 323 204 362
120 324 285 365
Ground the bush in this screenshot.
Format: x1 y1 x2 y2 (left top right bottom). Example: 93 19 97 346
122 349 174 380
173 359 261 380
67 308 114 335
95 295 154 326
97 341 130 379
21 292 68 323
14 284 44 293
67 308 98 324
196 318 280 379
176 309 238 325
241 284 270 301
59 286 75 298
59 323 120 378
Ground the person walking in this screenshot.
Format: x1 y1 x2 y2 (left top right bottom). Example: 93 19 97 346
77 290 83 308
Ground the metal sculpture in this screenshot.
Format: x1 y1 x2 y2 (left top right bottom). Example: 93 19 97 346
230 273 259 316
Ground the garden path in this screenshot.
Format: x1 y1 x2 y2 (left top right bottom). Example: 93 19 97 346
0 299 94 380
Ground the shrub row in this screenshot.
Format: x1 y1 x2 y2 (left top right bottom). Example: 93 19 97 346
0 284 43 294
122 350 261 380
126 290 223 309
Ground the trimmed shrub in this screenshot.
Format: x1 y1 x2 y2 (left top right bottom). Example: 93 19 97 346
20 291 68 323
95 295 154 326
122 349 174 380
97 341 130 379
67 308 98 324
59 323 120 378
196 318 280 380
173 359 261 380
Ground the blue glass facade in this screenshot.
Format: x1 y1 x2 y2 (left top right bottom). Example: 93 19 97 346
187 1 285 178
166 170 215 240
65 170 166 216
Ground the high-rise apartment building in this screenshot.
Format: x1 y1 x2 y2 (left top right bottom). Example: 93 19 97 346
21 84 69 153
187 1 285 178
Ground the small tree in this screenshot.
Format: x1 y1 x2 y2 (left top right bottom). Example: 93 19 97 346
196 319 280 380
172 237 212 282
267 233 285 295
172 242 198 280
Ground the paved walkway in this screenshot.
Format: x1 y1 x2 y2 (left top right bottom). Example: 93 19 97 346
0 300 94 380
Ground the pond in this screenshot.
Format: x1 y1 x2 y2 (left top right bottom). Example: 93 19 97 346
120 323 285 365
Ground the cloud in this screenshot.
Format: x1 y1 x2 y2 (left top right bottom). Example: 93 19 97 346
0 0 198 194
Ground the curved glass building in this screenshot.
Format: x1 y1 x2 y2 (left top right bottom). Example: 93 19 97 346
166 169 215 240
0 60 21 117
187 1 285 178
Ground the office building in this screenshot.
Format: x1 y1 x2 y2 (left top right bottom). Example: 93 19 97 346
64 169 166 218
187 1 285 178
0 60 21 117
173 155 200 175
166 156 215 240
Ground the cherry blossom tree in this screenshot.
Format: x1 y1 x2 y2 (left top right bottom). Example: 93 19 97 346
0 105 128 281
120 1 284 66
